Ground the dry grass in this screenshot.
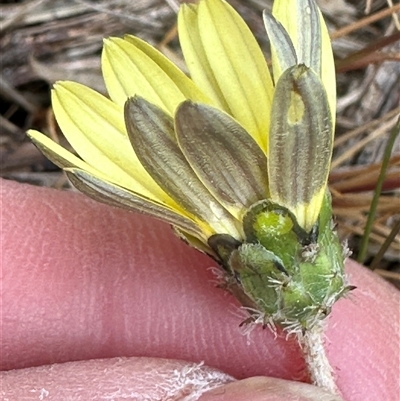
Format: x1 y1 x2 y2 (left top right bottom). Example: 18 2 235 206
1 0 399 285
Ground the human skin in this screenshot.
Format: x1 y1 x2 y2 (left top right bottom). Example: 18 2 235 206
1 178 399 400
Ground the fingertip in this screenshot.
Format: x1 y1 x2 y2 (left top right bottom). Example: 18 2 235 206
326 259 400 399
2 179 399 401
1 179 303 378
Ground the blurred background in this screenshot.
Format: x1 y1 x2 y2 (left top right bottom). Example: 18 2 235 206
1 0 399 285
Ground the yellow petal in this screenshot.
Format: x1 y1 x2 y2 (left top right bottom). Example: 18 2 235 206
320 11 336 124
262 11 297 81
102 37 203 114
123 35 210 104
28 129 103 176
125 97 242 239
272 0 336 123
179 0 273 152
66 167 210 243
175 101 269 218
51 81 179 206
268 65 332 232
178 3 230 112
28 129 162 205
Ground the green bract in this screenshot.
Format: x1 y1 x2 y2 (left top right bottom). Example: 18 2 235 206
210 196 348 332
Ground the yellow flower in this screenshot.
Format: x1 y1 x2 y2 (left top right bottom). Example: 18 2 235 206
28 0 335 251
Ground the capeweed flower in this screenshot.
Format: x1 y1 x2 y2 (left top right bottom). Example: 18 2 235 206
29 0 351 334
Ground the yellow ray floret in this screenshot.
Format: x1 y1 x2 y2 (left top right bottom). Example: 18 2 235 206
179 0 274 152
102 36 209 114
272 0 336 123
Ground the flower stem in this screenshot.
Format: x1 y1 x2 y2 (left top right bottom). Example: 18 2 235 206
298 324 340 395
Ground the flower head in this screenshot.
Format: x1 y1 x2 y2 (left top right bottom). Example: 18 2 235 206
28 0 349 333
29 0 335 250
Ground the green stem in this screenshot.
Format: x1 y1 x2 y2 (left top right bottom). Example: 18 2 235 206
357 118 400 264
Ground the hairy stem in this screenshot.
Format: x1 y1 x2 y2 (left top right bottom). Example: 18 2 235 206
298 324 341 395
